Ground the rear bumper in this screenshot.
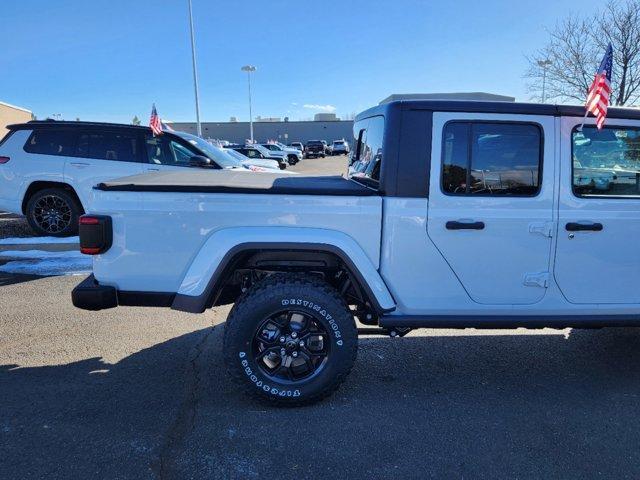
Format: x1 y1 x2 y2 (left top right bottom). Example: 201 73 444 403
72 274 118 310
72 274 175 311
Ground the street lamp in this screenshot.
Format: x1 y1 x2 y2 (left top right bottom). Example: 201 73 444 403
187 0 202 137
537 59 552 103
241 65 257 142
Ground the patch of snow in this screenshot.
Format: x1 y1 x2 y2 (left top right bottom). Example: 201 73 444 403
0 249 91 276
0 236 79 245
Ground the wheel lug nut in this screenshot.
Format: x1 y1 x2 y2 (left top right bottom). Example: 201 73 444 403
279 336 285 343
292 351 298 358
280 348 286 356
291 332 297 339
299 340 304 347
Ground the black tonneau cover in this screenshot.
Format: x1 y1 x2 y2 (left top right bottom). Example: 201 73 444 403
95 170 377 196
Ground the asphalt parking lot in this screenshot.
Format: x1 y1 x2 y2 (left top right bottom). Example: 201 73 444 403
2 155 640 479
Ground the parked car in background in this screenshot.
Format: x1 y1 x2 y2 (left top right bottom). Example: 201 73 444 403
321 140 331 155
289 142 303 152
331 139 350 155
225 145 287 170
304 140 326 158
223 145 281 171
0 121 282 236
260 143 302 165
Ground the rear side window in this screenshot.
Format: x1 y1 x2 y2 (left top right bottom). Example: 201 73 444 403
572 126 640 197
442 122 542 196
350 116 384 186
24 129 76 156
77 131 140 162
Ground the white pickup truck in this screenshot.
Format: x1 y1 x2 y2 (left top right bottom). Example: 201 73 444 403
72 100 640 405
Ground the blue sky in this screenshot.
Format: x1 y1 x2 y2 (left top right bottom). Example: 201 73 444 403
1 0 603 124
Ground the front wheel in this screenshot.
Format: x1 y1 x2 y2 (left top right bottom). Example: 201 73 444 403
224 274 358 406
26 188 82 237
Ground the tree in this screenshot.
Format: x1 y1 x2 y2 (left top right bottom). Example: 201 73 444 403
526 0 640 105
131 115 141 125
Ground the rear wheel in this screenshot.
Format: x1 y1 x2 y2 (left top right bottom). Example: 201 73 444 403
26 188 82 237
224 274 358 406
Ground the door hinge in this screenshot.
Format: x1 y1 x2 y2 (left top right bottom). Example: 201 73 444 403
523 272 549 288
529 222 553 238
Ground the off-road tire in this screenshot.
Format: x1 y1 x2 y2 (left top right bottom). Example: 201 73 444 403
224 273 358 406
26 188 82 237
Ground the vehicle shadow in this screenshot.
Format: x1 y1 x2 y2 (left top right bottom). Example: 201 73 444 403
2 326 640 479
0 271 48 287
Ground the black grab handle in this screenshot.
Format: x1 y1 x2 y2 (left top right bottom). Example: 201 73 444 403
566 222 603 232
446 221 485 230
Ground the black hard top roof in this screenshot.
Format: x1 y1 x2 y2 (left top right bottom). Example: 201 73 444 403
355 100 640 121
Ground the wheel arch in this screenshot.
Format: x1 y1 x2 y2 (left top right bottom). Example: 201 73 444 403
22 181 84 214
171 228 396 316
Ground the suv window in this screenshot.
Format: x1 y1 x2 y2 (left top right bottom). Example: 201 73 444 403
145 135 197 166
350 116 384 185
77 130 140 162
442 122 542 196
572 126 640 197
24 129 76 156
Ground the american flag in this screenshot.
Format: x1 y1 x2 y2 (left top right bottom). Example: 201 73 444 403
149 104 163 136
586 44 613 130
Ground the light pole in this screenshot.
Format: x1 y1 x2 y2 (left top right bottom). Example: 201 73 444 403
537 59 552 103
187 0 202 137
241 65 256 142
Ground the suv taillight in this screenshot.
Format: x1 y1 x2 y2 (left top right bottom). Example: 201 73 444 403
79 215 112 255
0 156 10 164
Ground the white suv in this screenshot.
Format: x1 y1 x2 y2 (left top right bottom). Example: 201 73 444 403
0 121 282 236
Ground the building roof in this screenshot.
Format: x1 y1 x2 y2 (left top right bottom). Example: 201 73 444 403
0 101 32 114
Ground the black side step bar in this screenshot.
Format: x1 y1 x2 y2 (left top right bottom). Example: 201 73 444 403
379 314 640 330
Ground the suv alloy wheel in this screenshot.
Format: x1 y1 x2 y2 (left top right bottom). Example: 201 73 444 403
26 188 82 237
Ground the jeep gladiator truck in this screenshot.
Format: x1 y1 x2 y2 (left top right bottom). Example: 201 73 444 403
72 100 640 405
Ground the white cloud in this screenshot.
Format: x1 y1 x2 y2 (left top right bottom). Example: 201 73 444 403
303 104 336 112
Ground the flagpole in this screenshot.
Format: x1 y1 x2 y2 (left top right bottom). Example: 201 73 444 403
187 0 202 137
578 109 590 132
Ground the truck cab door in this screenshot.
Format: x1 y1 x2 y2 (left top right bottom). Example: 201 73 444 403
426 113 555 305
554 117 640 304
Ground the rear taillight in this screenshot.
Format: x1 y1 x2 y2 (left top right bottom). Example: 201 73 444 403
79 215 112 255
0 156 10 164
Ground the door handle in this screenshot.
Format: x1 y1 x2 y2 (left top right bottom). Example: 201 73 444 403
146 168 160 172
446 220 485 230
565 222 603 232
70 162 90 167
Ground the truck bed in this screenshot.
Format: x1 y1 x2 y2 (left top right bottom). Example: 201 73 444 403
95 170 376 196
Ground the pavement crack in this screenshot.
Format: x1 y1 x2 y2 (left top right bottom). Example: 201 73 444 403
152 325 216 480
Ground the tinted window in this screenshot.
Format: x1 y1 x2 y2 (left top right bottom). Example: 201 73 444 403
77 131 140 162
572 126 640 197
350 116 384 184
24 129 76 156
145 135 197 166
442 122 542 196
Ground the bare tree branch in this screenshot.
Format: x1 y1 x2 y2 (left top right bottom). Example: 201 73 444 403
525 0 640 106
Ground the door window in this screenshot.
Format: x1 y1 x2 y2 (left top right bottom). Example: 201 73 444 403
145 136 197 166
77 131 140 162
442 122 542 196
572 126 640 197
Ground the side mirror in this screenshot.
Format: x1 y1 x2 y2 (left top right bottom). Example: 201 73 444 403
189 155 212 168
